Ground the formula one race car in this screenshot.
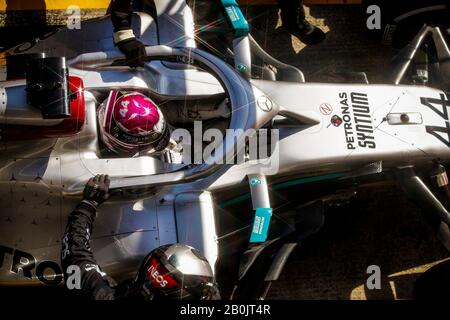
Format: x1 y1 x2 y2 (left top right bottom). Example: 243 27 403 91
1 0 450 299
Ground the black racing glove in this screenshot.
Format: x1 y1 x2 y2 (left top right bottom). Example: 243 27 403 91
117 38 146 68
82 174 111 208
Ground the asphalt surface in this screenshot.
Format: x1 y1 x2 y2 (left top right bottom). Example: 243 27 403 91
0 3 449 300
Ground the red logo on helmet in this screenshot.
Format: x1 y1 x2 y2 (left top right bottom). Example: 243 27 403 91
146 258 178 289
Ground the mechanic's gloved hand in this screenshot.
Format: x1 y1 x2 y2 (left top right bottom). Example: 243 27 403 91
82 174 111 208
113 29 146 68
118 38 146 68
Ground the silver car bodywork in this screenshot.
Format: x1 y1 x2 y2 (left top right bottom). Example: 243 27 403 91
1 1 450 287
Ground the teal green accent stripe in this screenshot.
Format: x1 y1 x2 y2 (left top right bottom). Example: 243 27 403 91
272 173 345 190
219 193 251 209
250 208 273 243
218 173 346 209
220 0 249 38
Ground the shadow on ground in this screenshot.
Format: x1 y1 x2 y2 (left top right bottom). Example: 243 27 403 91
266 185 449 300
246 4 400 83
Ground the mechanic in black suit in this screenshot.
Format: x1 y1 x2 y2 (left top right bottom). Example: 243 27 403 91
61 175 220 300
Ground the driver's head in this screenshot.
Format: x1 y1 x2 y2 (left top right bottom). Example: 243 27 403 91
129 244 220 300
98 91 170 156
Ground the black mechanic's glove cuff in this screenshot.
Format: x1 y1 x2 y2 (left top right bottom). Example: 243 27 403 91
73 200 98 220
82 174 111 207
116 38 146 68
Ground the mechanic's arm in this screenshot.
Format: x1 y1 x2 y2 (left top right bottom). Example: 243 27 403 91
61 175 117 300
110 0 146 67
110 0 132 31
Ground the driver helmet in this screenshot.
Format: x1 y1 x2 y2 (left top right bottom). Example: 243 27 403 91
130 244 220 300
98 91 170 156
